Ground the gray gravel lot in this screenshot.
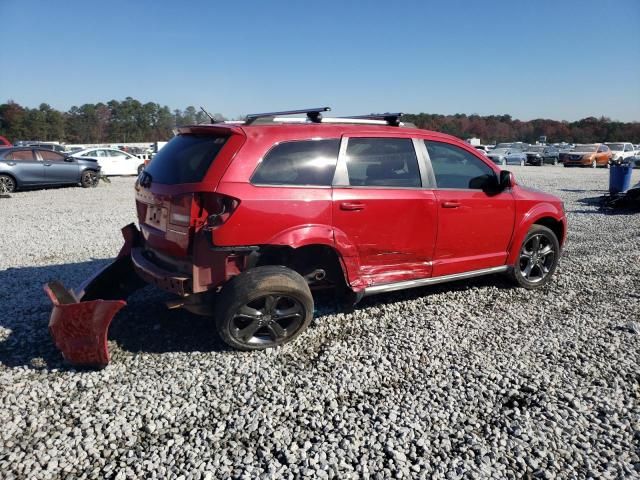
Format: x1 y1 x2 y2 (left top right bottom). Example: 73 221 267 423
1 166 639 479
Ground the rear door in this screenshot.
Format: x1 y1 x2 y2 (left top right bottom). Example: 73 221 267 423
38 149 79 183
424 139 515 277
4 149 44 185
332 136 437 285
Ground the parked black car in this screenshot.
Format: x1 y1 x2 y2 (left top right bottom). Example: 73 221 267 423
523 145 560 166
0 147 100 193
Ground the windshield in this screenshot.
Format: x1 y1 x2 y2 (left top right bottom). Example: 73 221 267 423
573 145 597 153
490 148 510 154
526 146 544 152
144 134 228 184
605 143 624 151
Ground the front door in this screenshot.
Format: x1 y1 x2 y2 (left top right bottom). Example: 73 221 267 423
424 140 515 277
332 136 437 286
39 150 79 183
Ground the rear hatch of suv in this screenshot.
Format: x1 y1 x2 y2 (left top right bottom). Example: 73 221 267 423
135 125 246 258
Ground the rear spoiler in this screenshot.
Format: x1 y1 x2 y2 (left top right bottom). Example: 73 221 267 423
177 124 246 136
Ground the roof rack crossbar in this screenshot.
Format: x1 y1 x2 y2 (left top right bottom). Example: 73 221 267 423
245 107 331 125
341 113 404 126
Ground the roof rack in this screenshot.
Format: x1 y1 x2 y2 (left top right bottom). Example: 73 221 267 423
245 107 330 125
340 113 404 127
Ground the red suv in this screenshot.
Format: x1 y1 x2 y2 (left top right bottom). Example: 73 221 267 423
46 108 566 365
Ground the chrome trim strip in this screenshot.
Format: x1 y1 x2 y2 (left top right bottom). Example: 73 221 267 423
363 265 509 296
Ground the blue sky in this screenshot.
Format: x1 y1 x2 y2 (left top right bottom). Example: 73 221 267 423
1 0 639 121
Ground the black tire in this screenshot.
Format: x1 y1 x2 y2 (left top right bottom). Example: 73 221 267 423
137 164 144 175
214 266 314 350
81 170 98 188
0 174 16 193
591 158 597 168
508 224 560 289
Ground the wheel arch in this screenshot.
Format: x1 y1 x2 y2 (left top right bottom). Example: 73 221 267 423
507 206 566 265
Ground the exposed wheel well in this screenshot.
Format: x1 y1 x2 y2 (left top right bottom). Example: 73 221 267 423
254 244 349 292
534 217 564 246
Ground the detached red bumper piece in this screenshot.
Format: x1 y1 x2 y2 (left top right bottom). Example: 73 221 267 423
45 282 126 368
43 224 146 368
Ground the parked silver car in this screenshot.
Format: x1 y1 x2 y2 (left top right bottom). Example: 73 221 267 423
486 148 527 166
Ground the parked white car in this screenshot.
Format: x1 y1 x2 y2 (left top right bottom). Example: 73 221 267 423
604 142 636 163
71 148 145 176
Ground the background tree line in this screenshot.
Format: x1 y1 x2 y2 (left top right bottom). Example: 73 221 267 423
0 98 638 144
0 98 226 144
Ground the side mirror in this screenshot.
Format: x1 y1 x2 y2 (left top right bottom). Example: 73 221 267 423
499 170 512 189
64 156 74 162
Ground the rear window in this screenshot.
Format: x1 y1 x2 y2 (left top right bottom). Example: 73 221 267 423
145 134 227 184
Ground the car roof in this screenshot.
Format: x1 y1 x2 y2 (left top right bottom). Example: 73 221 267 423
179 123 463 145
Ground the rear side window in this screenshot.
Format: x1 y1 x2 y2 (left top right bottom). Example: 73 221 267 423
251 139 339 186
345 138 421 187
7 150 36 161
426 141 495 189
145 135 227 184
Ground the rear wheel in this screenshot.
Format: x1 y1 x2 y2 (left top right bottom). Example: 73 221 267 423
520 159 525 166
214 266 314 350
509 225 560 289
0 174 16 193
553 157 558 166
81 170 99 188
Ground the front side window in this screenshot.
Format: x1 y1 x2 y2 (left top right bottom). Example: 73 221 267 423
38 150 65 161
426 141 495 189
345 137 421 187
251 139 339 186
83 150 98 157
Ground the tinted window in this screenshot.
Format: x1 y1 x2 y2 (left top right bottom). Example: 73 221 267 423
251 139 339 186
345 138 420 187
38 150 65 161
426 141 495 189
108 150 124 157
145 134 227 184
83 150 98 157
8 150 36 161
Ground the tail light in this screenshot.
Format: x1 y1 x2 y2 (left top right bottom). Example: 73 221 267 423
169 194 194 226
201 194 239 230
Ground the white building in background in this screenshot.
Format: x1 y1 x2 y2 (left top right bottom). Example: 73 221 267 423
466 137 481 146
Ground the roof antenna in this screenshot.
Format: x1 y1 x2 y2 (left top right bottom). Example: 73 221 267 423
200 106 215 124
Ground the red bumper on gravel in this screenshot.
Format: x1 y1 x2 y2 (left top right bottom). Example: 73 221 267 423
45 282 126 368
43 223 145 368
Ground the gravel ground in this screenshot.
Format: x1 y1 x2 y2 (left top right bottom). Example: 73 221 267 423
1 166 639 479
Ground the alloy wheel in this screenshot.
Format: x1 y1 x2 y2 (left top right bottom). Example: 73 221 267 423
230 294 305 346
519 233 556 283
0 175 15 193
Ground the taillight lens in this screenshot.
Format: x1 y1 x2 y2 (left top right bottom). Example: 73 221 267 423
169 194 193 226
202 194 239 230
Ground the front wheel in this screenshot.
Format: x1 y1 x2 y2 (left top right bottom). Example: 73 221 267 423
591 158 597 168
137 164 144 175
520 159 525 166
553 157 558 166
80 170 99 188
508 224 560 289
214 266 314 350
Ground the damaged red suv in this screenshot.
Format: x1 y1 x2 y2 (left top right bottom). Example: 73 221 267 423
46 108 567 366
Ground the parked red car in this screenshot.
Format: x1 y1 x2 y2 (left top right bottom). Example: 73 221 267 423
46 108 567 366
0 136 12 148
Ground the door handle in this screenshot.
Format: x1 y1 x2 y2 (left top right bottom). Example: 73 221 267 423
441 201 461 208
6 162 16 166
340 202 365 211
44 163 52 166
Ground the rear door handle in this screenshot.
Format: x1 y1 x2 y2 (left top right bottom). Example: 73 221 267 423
441 201 461 208
340 202 365 211
44 163 52 166
6 162 16 166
